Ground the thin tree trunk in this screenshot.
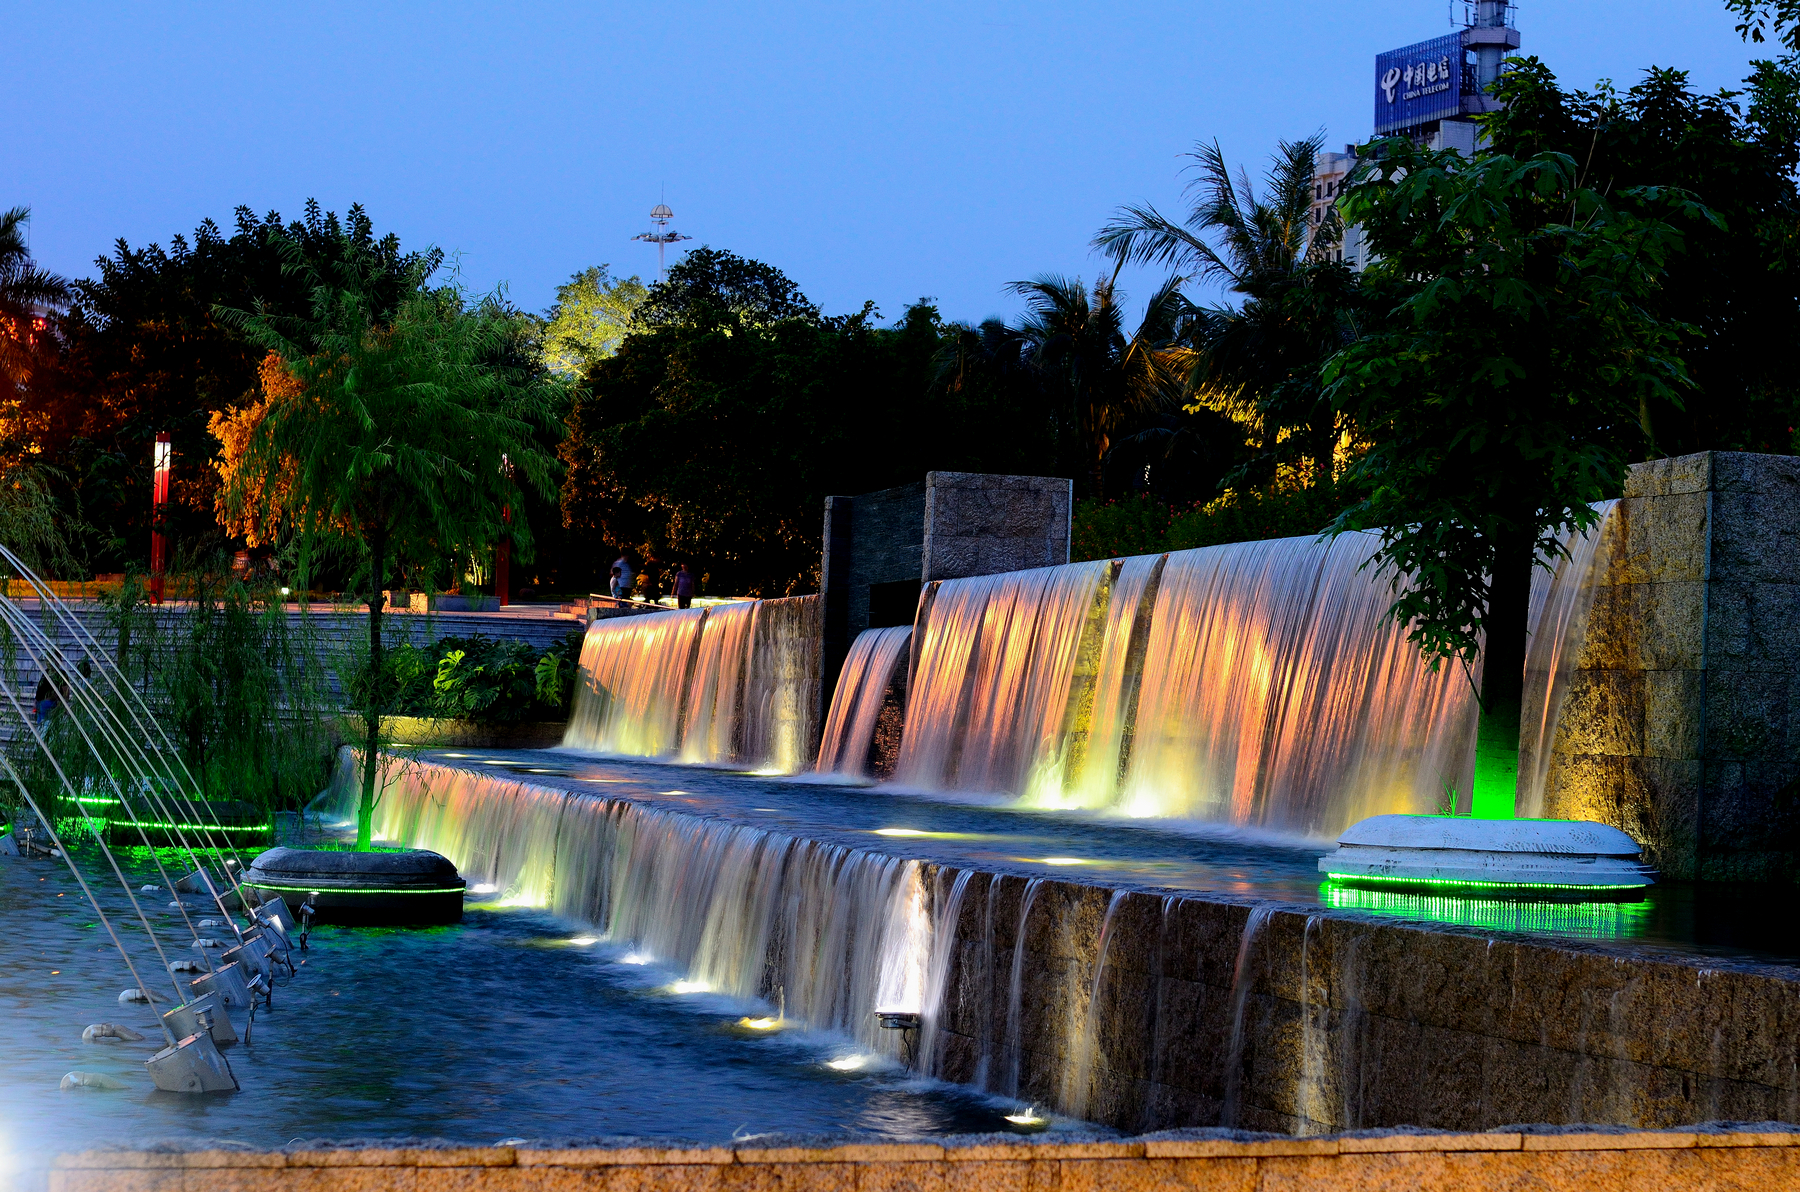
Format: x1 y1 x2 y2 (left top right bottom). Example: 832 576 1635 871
356 524 387 851
1471 523 1534 819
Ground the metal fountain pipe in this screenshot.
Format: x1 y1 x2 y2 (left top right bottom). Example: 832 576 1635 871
0 549 259 875
0 601 235 936
0 559 261 903
0 755 178 1048
0 687 190 1022
0 603 217 942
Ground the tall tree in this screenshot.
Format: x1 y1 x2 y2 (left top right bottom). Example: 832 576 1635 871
217 231 563 850
1005 274 1188 497
0 206 71 404
1482 56 1800 456
61 202 434 570
1094 134 1360 487
539 265 649 377
1324 141 1709 819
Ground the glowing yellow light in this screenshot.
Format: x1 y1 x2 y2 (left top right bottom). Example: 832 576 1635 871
621 953 651 965
737 1016 782 1031
875 828 928 837
469 883 498 894
825 1056 866 1071
1005 1109 1047 1126
1041 857 1087 866
569 936 598 946
670 980 709 994
443 753 471 758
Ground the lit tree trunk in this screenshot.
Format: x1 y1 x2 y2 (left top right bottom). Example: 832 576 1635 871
1470 523 1534 819
356 522 387 851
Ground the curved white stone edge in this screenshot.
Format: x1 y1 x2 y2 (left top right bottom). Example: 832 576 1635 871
1334 813 1643 857
1320 844 1657 888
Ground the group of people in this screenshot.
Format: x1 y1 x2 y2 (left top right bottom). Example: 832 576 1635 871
609 552 697 610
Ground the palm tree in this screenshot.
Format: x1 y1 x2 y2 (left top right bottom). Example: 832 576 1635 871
0 207 72 399
1092 133 1359 485
1005 274 1190 497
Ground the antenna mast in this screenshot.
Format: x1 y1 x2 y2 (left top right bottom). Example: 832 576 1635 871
631 203 692 283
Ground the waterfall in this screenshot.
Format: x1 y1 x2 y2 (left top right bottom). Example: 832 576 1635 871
815 626 911 777
893 562 1107 795
339 752 929 1053
563 595 822 773
889 514 1615 837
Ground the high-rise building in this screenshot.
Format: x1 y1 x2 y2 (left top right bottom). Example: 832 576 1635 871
1316 1 1521 270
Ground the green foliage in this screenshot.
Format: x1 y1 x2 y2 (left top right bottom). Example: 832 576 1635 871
562 252 1064 596
540 265 649 377
4 564 338 831
1094 134 1361 487
56 202 435 571
1004 275 1188 496
1481 56 1800 457
1326 140 1708 666
384 629 580 722
1727 0 1800 51
1071 483 1351 562
635 246 820 329
218 225 566 849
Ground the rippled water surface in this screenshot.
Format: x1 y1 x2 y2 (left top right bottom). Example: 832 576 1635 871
0 845 1053 1180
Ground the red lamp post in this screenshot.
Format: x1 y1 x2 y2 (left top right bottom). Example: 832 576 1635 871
495 453 512 608
150 432 171 603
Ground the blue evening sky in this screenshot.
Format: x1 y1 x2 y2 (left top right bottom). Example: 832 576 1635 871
5 2 1767 327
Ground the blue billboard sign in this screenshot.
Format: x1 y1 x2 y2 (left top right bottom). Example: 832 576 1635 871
1374 33 1466 134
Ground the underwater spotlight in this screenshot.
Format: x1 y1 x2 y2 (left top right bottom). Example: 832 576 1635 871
737 1016 782 1031
825 1055 867 1071
1040 857 1087 866
568 936 598 946
1319 815 1656 895
620 953 651 965
1005 1107 1048 1127
669 980 709 994
469 883 498 895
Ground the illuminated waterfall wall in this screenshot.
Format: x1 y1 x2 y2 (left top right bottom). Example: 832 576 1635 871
891 512 1615 837
336 753 936 1057
815 625 911 778
562 595 822 773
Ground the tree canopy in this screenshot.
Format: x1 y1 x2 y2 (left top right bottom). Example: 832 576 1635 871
218 225 563 848
1326 141 1709 817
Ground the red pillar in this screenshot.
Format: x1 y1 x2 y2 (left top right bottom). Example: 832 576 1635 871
150 432 171 603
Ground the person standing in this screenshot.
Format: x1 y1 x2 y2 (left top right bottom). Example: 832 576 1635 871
673 563 696 609
612 550 635 601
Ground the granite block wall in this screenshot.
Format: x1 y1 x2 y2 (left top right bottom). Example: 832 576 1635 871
1546 452 1800 880
923 868 1800 1136
819 473 1072 746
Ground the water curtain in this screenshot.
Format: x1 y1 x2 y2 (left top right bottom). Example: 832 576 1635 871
815 625 911 778
892 514 1615 836
563 595 823 772
338 753 935 1055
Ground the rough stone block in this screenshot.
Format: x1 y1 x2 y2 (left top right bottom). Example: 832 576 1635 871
1614 493 1710 586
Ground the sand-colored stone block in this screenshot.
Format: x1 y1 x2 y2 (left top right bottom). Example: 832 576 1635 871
518 1150 735 1168
1335 1133 1523 1154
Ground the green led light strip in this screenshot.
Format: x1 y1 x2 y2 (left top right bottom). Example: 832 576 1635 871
1324 872 1648 892
244 881 466 896
105 821 270 833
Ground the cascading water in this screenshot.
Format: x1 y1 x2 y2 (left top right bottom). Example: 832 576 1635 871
889 512 1616 836
815 625 911 778
339 752 934 1054
894 562 1106 795
563 595 822 773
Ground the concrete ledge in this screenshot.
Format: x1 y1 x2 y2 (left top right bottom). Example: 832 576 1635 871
46 1128 1800 1192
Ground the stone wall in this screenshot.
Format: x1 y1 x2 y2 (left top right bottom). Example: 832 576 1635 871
924 869 1800 1136
920 472 1073 582
819 473 1072 744
1546 452 1800 880
46 1129 1800 1192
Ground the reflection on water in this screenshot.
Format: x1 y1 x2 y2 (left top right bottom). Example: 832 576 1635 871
0 849 1070 1176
